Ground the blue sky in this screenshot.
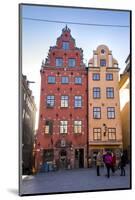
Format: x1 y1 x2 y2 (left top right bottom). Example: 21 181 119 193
21 4 130 128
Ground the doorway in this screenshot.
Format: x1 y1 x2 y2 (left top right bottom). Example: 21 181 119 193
75 149 84 168
60 149 67 169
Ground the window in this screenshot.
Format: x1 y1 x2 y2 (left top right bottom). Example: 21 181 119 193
107 107 115 119
68 58 76 67
101 49 105 54
46 95 55 107
74 121 82 134
93 87 100 98
108 128 116 140
93 107 101 119
74 96 82 108
106 73 113 80
60 121 67 134
45 120 53 134
75 77 82 84
62 42 69 50
48 76 55 84
93 73 100 80
93 128 101 140
100 59 106 66
56 58 63 67
106 87 114 98
61 96 68 107
61 76 69 84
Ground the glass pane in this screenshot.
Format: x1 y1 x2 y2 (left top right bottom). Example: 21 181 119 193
100 59 106 66
68 58 76 67
62 42 69 50
62 76 69 83
93 73 100 80
48 76 55 83
75 77 82 84
56 58 63 67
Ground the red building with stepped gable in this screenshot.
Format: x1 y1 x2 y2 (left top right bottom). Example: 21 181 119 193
35 26 88 171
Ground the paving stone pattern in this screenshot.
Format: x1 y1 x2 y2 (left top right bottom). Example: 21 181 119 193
21 165 130 195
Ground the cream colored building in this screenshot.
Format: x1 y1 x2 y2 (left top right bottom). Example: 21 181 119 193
88 45 123 163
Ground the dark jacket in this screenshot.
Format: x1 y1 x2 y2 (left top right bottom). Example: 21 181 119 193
120 154 127 167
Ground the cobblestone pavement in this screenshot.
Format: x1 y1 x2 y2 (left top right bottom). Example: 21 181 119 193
20 165 131 195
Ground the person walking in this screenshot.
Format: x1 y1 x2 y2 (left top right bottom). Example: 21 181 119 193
103 151 113 178
96 152 102 176
120 152 127 176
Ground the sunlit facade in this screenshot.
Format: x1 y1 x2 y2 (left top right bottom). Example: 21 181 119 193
88 45 123 163
35 26 88 171
119 55 130 160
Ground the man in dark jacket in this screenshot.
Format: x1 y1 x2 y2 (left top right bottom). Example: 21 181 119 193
120 152 127 176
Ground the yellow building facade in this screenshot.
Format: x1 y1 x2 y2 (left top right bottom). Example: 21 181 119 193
88 45 123 164
119 55 130 160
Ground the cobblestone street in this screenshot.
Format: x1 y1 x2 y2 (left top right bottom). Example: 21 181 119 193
21 165 131 195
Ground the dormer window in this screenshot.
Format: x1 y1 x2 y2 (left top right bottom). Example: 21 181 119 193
101 49 105 54
100 59 106 66
62 42 69 50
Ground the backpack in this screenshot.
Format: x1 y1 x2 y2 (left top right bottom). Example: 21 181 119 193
104 154 112 165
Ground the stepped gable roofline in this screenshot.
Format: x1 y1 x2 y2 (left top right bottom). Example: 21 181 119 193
56 25 76 46
42 26 85 67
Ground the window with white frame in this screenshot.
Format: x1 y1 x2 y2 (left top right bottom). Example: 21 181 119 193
93 87 100 98
45 120 53 134
74 121 82 134
106 87 114 98
108 128 116 140
107 107 115 119
46 95 55 107
93 128 101 140
74 96 82 108
60 121 68 134
93 107 101 119
61 96 68 107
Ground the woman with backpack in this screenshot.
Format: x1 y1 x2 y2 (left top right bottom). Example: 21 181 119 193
103 151 113 178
